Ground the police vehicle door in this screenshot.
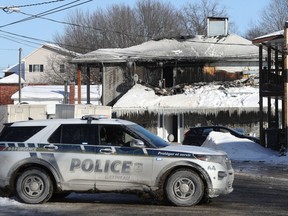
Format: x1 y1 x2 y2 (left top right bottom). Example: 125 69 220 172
47 124 98 191
95 125 153 190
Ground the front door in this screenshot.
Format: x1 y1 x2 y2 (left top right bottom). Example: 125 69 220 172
95 125 154 190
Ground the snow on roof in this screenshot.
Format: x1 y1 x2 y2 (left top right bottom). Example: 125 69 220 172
113 83 265 115
10 85 102 115
0 73 25 84
253 30 284 41
71 34 259 64
43 43 81 57
11 85 102 101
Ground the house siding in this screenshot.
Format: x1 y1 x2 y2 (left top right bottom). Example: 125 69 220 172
103 65 134 105
24 47 65 83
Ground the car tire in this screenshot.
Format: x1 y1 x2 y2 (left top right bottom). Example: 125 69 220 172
16 168 53 204
165 169 204 206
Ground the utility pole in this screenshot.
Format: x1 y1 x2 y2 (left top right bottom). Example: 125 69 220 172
18 48 22 103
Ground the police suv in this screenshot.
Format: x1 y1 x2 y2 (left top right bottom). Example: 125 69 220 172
0 115 234 206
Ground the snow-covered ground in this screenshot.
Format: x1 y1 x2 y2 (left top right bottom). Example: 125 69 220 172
202 131 288 164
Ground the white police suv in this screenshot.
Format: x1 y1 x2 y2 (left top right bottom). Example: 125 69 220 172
0 115 234 206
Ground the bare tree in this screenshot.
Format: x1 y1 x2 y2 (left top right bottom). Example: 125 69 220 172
44 54 77 84
54 0 182 53
135 0 182 40
100 4 139 48
178 0 228 36
54 9 108 54
244 0 288 40
245 21 266 40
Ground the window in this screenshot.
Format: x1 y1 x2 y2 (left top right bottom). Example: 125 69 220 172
48 124 99 145
60 64 65 73
29 64 44 72
0 126 45 142
99 125 135 147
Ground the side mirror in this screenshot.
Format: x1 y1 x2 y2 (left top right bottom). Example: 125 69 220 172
130 139 145 148
167 134 174 142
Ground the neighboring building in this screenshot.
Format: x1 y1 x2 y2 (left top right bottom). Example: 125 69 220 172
0 74 25 105
3 44 80 84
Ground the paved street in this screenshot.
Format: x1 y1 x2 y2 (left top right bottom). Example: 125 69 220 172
1 161 287 216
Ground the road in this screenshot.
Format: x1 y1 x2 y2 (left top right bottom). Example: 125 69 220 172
1 164 287 216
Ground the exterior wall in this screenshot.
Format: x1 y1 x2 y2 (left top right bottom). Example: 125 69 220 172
114 112 158 134
130 61 258 89
103 65 134 106
24 47 65 84
0 85 18 105
114 111 262 143
203 61 259 82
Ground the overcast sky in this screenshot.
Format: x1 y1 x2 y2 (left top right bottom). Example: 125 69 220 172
0 0 269 76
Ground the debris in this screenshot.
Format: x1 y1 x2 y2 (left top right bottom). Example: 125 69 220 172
151 75 258 96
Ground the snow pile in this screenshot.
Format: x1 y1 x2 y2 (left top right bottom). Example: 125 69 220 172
0 197 22 206
202 131 288 164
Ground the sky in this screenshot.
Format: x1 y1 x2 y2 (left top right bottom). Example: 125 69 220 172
0 0 270 77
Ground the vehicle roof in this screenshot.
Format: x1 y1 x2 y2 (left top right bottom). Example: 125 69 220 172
8 117 136 127
189 126 231 129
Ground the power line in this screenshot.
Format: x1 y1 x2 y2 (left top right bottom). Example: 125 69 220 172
12 0 66 8
0 0 94 51
0 29 91 52
0 0 92 28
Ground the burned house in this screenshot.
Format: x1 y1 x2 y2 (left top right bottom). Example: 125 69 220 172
70 17 262 143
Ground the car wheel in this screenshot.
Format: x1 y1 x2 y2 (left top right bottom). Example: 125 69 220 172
16 168 53 204
165 169 204 206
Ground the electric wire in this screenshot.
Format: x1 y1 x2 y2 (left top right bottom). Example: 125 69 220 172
0 0 92 28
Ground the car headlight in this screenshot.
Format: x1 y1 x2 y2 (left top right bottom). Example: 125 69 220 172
194 154 230 167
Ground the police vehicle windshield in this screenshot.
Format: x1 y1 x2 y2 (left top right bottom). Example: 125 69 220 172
129 124 169 148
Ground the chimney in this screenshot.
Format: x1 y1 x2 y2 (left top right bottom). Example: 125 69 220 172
207 17 228 37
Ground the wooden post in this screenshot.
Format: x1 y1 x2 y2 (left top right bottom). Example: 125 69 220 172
18 48 22 104
86 65 90 104
284 22 288 148
259 45 264 146
77 65 81 104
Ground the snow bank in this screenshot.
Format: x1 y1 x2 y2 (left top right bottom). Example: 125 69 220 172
202 131 288 164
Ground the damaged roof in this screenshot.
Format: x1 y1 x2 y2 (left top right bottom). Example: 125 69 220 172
113 80 265 116
71 34 259 64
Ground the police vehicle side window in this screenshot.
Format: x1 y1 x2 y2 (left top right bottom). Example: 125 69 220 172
0 126 45 142
99 125 136 147
48 124 99 145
